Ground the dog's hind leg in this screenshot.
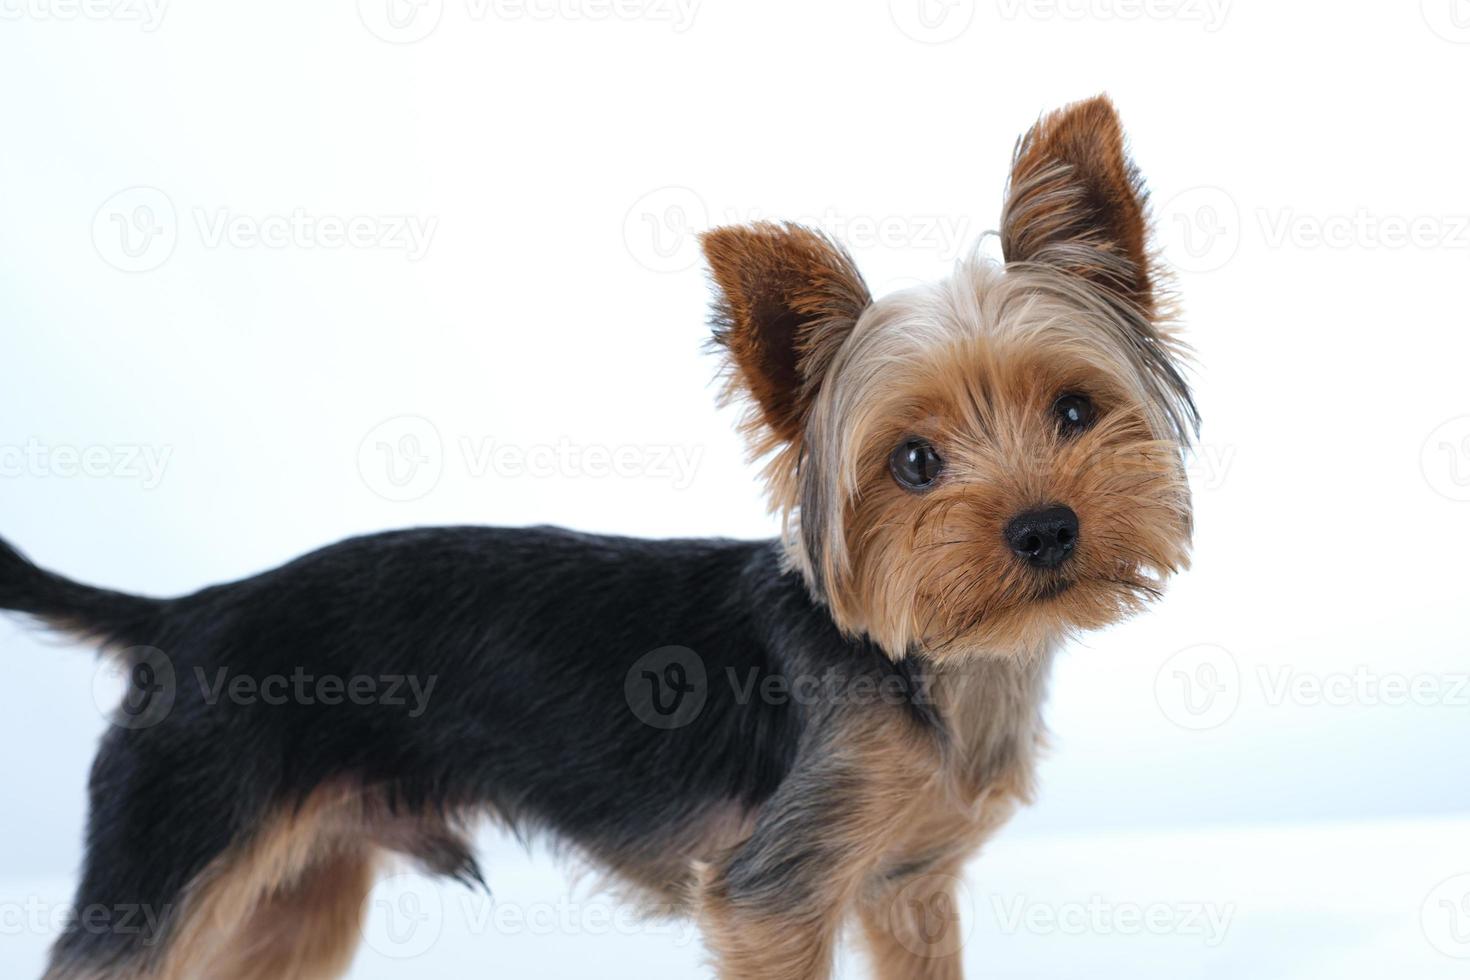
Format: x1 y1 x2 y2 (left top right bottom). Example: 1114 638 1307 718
43 782 379 980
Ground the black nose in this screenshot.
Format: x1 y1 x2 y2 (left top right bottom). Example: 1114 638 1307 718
1005 506 1079 569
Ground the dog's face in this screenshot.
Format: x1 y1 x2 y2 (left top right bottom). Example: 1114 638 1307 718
702 96 1196 660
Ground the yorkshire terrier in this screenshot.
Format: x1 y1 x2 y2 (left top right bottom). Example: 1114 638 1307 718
6 95 1195 980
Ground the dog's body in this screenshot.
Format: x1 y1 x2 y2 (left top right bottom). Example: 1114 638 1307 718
9 96 1196 979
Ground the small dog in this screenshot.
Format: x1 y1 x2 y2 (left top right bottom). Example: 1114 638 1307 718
6 95 1195 980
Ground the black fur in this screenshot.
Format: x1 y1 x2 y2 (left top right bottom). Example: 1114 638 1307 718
4 526 939 968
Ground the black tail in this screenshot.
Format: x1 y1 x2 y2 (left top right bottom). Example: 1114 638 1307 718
0 536 165 648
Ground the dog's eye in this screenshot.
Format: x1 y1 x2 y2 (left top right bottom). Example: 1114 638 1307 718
1053 393 1096 435
889 438 943 491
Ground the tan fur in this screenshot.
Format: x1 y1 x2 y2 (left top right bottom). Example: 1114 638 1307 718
1001 94 1156 312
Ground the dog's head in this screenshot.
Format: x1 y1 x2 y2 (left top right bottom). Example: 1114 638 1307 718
702 96 1196 660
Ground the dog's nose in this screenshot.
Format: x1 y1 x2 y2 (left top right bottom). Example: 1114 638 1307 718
1005 506 1079 569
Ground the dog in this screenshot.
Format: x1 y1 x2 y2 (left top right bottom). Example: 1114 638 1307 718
4 94 1195 980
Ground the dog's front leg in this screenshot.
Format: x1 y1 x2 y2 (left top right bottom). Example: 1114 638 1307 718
857 864 968 980
695 727 936 980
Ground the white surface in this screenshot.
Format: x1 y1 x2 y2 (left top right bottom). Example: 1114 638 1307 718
7 817 1469 978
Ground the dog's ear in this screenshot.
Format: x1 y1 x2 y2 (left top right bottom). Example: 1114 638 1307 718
701 222 871 449
1001 95 1156 314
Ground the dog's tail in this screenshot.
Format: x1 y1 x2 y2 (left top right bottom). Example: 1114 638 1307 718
0 535 166 649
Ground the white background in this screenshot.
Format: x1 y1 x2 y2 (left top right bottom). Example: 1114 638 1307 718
2 2 1469 977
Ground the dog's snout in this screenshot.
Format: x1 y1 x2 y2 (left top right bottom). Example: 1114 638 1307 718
1005 506 1079 569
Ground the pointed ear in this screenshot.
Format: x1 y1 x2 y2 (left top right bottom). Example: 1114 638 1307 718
1001 95 1156 314
701 222 871 448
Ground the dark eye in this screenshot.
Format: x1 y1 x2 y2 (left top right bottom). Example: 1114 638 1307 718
889 438 943 491
1053 393 1096 435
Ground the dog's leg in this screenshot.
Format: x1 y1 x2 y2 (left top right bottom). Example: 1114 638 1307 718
856 865 968 980
696 721 937 980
